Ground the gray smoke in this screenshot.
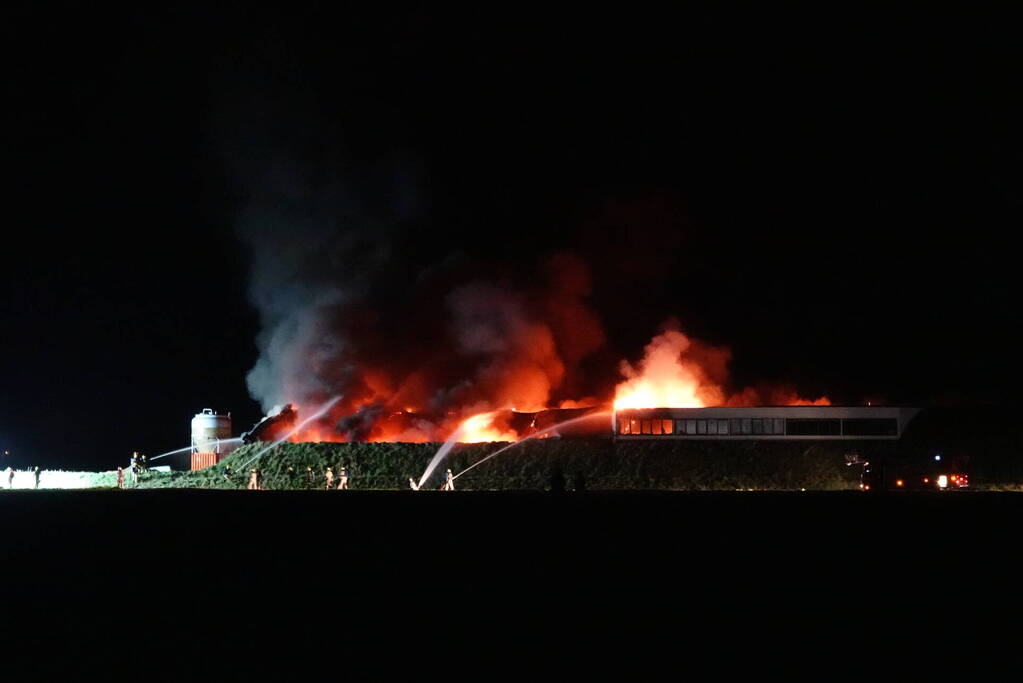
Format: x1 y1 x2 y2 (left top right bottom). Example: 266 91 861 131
219 72 423 413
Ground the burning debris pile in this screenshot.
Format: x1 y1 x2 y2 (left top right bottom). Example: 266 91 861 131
240 404 298 444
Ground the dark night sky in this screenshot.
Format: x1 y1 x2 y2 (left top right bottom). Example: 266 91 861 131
3 4 1021 469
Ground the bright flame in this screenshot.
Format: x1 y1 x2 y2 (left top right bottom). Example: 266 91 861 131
457 412 518 443
262 321 831 443
613 329 724 410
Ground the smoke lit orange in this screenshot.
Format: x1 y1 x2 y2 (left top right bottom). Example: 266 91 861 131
258 320 828 443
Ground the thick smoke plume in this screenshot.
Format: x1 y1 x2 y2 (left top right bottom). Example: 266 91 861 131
223 75 826 443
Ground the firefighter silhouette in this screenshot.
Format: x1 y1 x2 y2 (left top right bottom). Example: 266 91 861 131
337 465 349 490
325 466 334 489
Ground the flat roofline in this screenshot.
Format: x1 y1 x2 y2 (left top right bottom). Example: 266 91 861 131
614 405 917 410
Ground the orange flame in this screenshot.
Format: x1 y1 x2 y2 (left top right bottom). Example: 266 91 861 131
270 321 829 443
613 329 725 409
457 411 519 443
613 327 828 410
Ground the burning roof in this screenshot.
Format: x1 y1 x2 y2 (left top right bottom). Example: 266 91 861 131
239 322 828 445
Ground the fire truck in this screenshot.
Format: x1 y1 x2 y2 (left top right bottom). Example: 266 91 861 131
860 454 969 491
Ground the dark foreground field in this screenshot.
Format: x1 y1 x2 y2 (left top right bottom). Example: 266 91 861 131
2 490 1021 676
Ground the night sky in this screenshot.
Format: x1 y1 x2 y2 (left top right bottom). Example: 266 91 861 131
4 5 1021 470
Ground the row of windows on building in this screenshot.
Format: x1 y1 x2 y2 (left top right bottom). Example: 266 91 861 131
617 417 898 437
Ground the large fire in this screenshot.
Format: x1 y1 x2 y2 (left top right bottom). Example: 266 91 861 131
613 329 725 410
251 318 830 445
455 412 521 443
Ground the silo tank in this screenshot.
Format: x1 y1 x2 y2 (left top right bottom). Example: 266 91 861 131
191 409 233 454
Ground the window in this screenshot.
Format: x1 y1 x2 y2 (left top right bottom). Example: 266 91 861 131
662 419 674 434
774 418 785 435
730 419 741 435
842 419 897 436
698 420 707 434
630 419 640 435
719 419 729 435
619 420 631 435
752 419 763 435
675 419 686 434
786 419 841 436
686 420 697 435
741 419 752 435
651 419 662 435
707 420 718 435
641 420 652 435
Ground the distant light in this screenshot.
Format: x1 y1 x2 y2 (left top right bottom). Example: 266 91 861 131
923 478 929 484
935 454 942 461
938 475 948 488
896 479 904 487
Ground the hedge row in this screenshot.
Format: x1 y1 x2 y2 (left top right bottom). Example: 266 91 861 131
130 439 875 491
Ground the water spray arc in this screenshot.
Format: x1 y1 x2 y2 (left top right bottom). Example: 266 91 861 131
415 415 486 490
419 410 610 489
239 396 343 470
149 438 244 462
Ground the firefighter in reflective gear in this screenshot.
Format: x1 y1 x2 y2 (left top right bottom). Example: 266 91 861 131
408 478 419 490
443 468 454 491
324 466 334 489
305 466 315 488
337 465 349 490
33 466 41 489
222 464 233 484
6 466 14 489
247 468 260 490
116 467 125 489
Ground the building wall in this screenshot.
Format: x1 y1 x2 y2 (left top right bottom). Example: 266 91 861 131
614 407 920 440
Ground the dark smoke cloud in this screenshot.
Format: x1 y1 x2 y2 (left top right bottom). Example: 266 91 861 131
215 43 825 440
